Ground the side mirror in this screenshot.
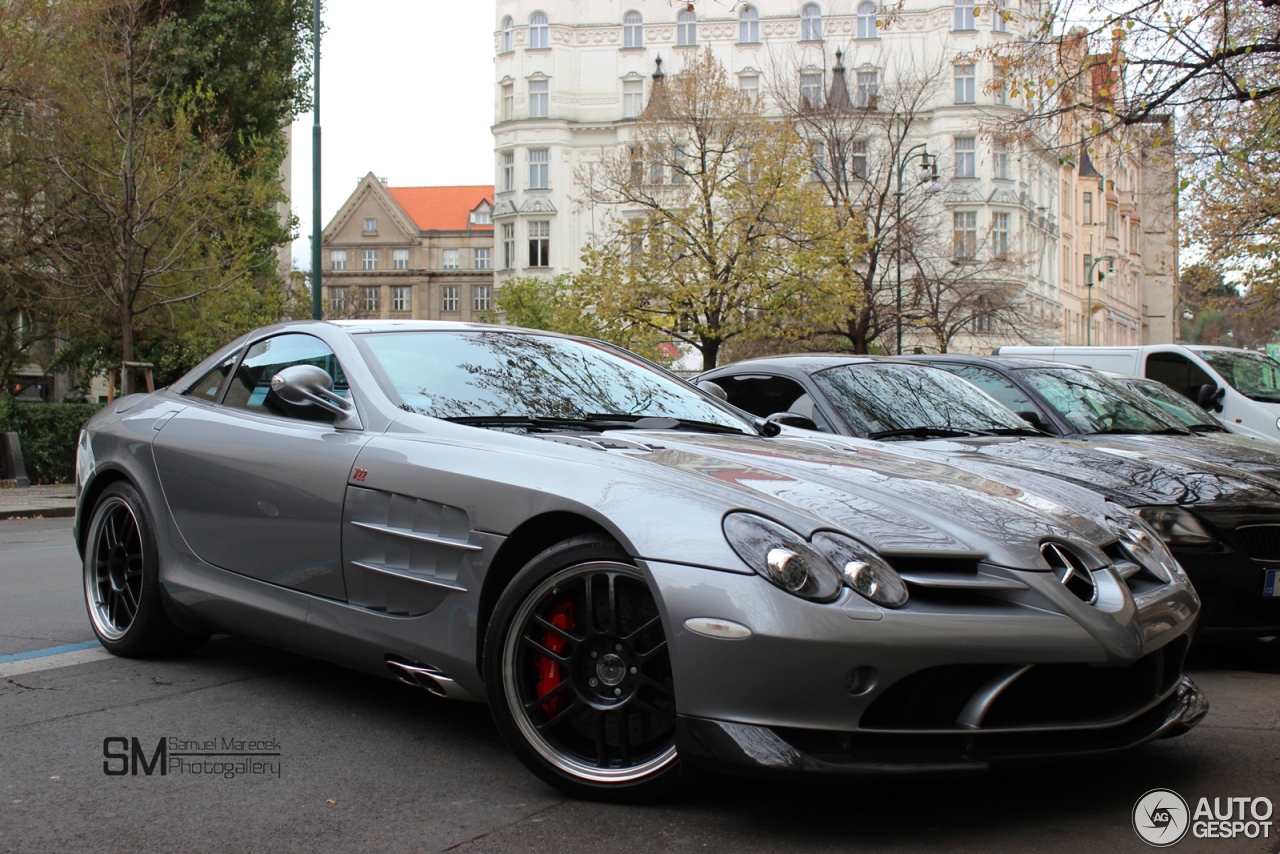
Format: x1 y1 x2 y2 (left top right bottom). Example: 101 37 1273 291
1195 383 1225 413
1015 410 1048 432
766 411 818 431
696 380 728 401
270 365 363 430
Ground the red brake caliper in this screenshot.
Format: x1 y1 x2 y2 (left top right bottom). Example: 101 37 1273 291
536 598 575 716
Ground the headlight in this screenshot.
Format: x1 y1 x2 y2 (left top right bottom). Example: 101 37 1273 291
1135 506 1216 545
722 513 908 607
1275 417 1280 432
812 531 910 608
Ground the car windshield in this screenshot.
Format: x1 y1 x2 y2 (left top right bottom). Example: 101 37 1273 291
1197 349 1280 403
809 363 1032 437
357 330 752 432
1019 368 1182 435
1120 378 1224 430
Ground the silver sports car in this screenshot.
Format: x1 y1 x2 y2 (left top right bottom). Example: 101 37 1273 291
76 321 1206 801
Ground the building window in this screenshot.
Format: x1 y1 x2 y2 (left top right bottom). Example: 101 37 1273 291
474 248 492 269
993 0 1009 32
1083 191 1093 223
677 9 696 46
954 211 978 259
801 3 823 40
330 286 347 311
857 2 877 38
954 136 976 178
856 70 878 108
501 16 514 52
330 249 347 271
995 80 1008 105
473 285 492 312
851 140 868 179
361 249 378 270
442 285 460 312
501 83 514 121
471 210 492 225
954 63 975 103
808 140 826 182
502 223 515 269
529 148 549 189
993 139 1010 179
362 286 380 311
739 6 759 43
442 248 459 270
528 221 550 267
364 217 376 232
740 75 759 103
529 12 549 48
671 146 686 184
529 79 549 118
800 72 823 110
650 156 665 185
954 0 975 29
623 80 644 118
1106 204 1117 237
393 248 409 270
501 151 514 192
1129 221 1140 253
992 212 1010 257
393 286 411 311
624 11 643 47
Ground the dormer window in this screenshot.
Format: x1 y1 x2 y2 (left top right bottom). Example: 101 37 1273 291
364 218 377 233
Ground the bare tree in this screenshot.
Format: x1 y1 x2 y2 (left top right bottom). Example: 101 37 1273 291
576 48 817 370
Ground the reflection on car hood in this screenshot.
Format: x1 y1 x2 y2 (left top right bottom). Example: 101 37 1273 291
579 431 1117 570
912 435 1280 508
1076 433 1280 485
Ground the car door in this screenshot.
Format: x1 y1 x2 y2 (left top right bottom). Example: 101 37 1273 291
714 372 836 431
152 332 368 600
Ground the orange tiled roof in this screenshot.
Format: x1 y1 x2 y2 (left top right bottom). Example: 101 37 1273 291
386 185 494 232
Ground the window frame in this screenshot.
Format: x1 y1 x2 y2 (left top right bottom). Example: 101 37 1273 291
623 11 644 47
362 285 380 312
392 248 409 270
857 2 877 38
677 9 697 46
392 285 411 312
954 0 975 30
473 285 493 312
529 12 549 49
953 210 978 259
442 248 460 270
529 79 549 118
361 249 378 271
474 247 492 270
954 136 976 178
502 223 516 270
529 148 550 189
800 3 823 40
441 285 460 313
954 63 976 103
528 220 551 268
330 249 347 271
739 6 759 43
623 79 644 118
501 16 514 52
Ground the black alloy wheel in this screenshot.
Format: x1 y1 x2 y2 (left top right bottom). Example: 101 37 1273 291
484 535 683 801
83 481 207 656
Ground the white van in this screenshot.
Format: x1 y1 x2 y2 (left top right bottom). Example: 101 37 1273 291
993 344 1280 443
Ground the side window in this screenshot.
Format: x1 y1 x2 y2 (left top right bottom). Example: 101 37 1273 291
938 365 1052 428
1146 352 1213 400
721 374 830 429
223 333 349 423
184 354 238 402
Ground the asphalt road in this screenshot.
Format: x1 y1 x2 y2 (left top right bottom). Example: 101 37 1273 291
2 516 1278 854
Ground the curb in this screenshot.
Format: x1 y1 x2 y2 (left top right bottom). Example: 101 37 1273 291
0 506 76 521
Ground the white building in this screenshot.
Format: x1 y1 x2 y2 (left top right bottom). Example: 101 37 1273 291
491 0 1175 349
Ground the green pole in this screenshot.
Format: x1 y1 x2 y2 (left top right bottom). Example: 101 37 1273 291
310 0 322 320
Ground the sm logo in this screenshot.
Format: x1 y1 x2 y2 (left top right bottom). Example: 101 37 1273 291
103 737 166 776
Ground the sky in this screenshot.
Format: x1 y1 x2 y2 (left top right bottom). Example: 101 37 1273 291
289 1 495 270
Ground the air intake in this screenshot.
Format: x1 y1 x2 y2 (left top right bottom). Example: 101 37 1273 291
1041 542 1098 605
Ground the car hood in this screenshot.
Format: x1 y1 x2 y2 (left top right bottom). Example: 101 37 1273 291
1074 433 1280 484
910 434 1280 509
577 430 1119 571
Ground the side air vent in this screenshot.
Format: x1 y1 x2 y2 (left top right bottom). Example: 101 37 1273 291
1041 542 1098 605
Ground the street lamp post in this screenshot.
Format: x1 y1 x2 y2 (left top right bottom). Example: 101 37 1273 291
310 0 323 320
1084 255 1114 345
895 144 937 355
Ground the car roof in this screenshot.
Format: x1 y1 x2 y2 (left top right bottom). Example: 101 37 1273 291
705 354 916 375
898 354 1067 370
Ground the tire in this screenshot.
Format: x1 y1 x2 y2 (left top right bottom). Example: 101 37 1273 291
484 535 685 802
83 481 208 657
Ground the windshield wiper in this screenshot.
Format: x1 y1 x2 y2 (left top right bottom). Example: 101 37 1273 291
986 427 1045 436
445 414 750 435
584 413 751 435
866 426 992 440
1187 423 1227 433
1093 426 1191 436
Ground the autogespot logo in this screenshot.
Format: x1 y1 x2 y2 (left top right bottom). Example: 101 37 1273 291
1133 788 1190 847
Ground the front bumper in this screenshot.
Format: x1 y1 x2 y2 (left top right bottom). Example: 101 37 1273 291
640 556 1201 760
676 676 1208 775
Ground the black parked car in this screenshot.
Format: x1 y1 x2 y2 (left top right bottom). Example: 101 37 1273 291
698 355 1280 644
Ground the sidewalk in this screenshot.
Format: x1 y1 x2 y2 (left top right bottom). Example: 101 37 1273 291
0 485 76 520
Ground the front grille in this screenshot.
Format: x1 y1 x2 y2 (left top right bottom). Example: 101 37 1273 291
860 636 1188 732
1234 524 1280 562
